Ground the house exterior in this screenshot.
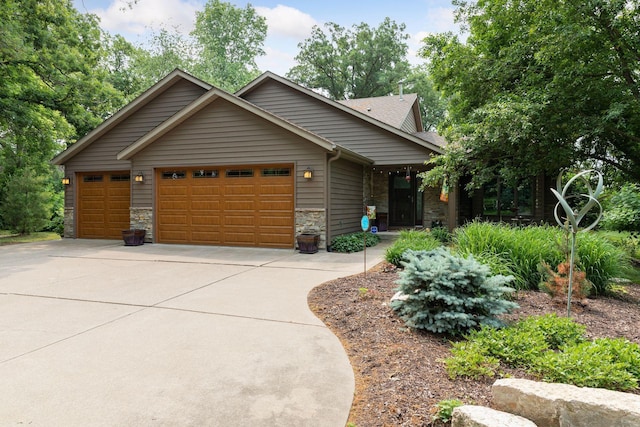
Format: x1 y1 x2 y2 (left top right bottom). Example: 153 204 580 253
52 69 452 249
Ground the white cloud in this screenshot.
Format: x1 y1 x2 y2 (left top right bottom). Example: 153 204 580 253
91 0 200 36
256 46 297 75
423 6 458 34
255 5 318 39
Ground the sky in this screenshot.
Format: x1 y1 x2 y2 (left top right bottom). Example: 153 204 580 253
72 0 463 76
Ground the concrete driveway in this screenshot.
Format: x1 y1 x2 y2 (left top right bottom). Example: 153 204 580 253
0 238 390 426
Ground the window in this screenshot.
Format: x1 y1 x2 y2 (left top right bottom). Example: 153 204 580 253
161 171 186 180
110 174 130 182
262 167 291 177
83 175 103 183
483 178 533 217
226 168 254 178
192 169 219 178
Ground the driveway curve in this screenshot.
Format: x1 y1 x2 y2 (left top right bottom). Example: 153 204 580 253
0 238 390 426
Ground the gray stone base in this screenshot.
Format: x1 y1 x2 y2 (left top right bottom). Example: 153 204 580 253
64 208 74 238
130 207 153 241
295 208 326 249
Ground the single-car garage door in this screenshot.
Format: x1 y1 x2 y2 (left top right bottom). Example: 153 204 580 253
77 171 131 239
157 164 294 248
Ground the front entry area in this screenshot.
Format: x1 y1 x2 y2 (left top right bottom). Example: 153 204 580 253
156 164 294 248
389 171 423 228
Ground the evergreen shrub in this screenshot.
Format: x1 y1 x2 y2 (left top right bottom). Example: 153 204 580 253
391 248 518 335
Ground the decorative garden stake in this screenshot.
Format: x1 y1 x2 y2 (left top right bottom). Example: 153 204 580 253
550 170 603 317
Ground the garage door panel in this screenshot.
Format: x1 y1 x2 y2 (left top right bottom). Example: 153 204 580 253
77 172 130 239
158 214 188 225
157 165 293 248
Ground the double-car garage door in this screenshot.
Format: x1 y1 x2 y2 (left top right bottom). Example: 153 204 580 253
76 165 294 248
156 165 294 247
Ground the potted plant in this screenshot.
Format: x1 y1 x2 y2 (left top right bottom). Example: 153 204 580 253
296 232 319 254
122 229 146 246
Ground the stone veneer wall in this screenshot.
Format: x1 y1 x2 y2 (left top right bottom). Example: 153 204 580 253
130 207 153 241
64 207 75 238
295 208 326 249
422 186 449 229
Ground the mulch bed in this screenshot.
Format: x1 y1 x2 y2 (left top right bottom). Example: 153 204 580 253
307 262 640 427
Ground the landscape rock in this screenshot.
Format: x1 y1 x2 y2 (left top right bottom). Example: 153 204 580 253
452 405 538 427
493 378 640 427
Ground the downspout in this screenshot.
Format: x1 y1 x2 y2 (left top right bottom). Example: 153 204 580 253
326 148 342 251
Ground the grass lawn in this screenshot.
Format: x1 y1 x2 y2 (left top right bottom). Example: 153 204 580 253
0 231 61 245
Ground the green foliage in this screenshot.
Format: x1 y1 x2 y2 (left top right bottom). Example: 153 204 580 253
533 339 640 391
421 0 640 187
406 65 447 131
330 232 381 253
446 341 499 379
191 0 267 91
429 226 452 244
287 18 411 100
0 168 52 234
391 248 518 335
601 184 640 232
384 230 442 266
446 314 640 392
431 399 464 424
453 222 626 293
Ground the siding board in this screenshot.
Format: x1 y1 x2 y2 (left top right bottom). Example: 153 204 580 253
329 158 363 240
63 79 207 207
131 99 327 209
242 81 435 165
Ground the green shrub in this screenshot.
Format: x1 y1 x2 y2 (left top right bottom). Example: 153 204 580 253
0 168 53 235
454 221 626 294
330 231 380 253
384 229 442 266
430 226 452 244
533 339 640 391
391 248 518 335
446 340 500 379
600 184 640 232
445 315 640 392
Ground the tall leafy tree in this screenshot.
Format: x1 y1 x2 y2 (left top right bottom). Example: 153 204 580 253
191 0 267 91
0 0 121 173
406 65 447 131
287 18 411 100
421 0 640 189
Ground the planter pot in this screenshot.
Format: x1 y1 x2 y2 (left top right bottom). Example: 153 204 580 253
297 233 319 254
122 229 146 246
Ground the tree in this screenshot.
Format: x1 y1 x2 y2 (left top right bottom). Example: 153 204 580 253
0 168 52 234
406 65 447 131
421 0 640 189
191 0 267 91
0 0 122 174
287 18 411 100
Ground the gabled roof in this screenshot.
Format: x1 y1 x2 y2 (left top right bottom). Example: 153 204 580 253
236 72 443 155
337 94 423 131
52 69 212 165
414 131 447 148
117 86 372 165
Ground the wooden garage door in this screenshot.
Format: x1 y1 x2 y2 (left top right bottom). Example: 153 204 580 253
77 172 131 239
157 165 294 248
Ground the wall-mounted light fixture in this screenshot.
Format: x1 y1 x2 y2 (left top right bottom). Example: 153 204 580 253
303 167 313 180
134 172 144 183
62 176 71 186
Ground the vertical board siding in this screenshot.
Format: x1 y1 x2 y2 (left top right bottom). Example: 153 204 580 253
242 81 435 165
131 98 327 208
330 158 363 240
63 79 207 207
400 114 418 133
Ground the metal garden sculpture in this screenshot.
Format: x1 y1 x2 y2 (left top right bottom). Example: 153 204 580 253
551 170 604 317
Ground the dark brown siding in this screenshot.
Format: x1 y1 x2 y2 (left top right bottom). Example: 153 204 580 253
242 80 435 165
64 79 208 208
329 158 363 240
130 98 327 209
